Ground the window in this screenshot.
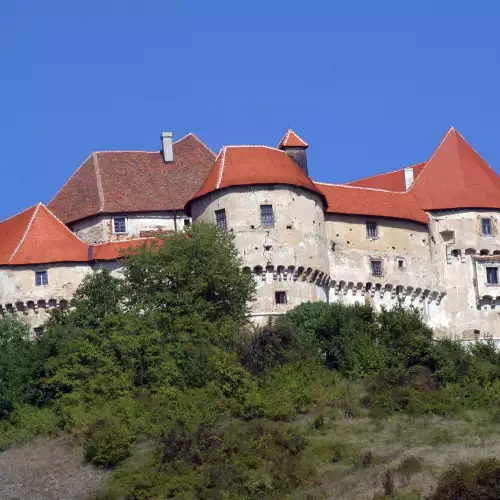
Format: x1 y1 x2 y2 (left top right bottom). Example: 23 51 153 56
487 267 498 285
371 260 383 277
260 205 274 227
113 217 127 234
275 291 287 305
184 218 191 227
366 221 378 239
398 259 404 269
215 209 227 230
35 270 48 286
482 218 493 236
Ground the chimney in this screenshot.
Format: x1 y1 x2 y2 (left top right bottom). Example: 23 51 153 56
404 167 414 190
161 132 174 164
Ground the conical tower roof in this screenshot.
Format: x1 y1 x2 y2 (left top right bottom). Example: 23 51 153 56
277 129 308 148
411 128 500 210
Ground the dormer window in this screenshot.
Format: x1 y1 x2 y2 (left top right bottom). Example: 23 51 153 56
113 217 127 234
366 222 378 239
482 218 493 236
35 270 48 286
260 205 274 228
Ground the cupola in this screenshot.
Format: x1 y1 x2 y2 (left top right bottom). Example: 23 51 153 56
277 129 309 175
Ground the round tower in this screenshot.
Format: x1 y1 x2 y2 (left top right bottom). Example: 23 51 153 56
185 134 330 323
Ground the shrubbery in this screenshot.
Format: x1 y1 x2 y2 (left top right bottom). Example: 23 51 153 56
428 458 500 499
1 223 500 497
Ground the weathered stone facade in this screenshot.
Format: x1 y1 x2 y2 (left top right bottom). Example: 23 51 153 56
2 128 500 341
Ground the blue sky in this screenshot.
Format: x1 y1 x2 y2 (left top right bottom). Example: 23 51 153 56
1 1 499 221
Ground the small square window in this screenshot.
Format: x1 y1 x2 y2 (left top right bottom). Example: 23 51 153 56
113 217 127 234
35 270 48 286
487 267 498 285
260 205 274 227
275 291 287 305
371 260 383 277
184 219 191 227
482 218 493 236
366 222 378 239
215 209 227 230
398 259 404 268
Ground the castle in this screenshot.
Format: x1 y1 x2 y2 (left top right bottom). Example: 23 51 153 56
1 128 500 340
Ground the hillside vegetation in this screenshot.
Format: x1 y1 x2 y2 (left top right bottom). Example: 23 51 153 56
2 224 500 499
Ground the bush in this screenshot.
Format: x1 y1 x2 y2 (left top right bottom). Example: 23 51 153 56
84 416 134 468
99 418 313 498
236 322 303 375
0 406 59 451
428 458 500 499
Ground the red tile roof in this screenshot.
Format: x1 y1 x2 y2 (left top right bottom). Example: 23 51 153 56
347 162 426 191
91 238 158 261
278 129 308 148
48 133 216 224
410 128 500 211
185 146 325 214
315 183 429 224
0 204 89 265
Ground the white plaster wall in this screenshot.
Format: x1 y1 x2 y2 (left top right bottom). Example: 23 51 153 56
324 214 434 288
428 210 500 339
329 288 444 327
70 212 190 244
191 185 330 316
0 263 94 328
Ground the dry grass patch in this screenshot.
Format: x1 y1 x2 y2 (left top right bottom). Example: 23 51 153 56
0 435 110 500
293 412 500 500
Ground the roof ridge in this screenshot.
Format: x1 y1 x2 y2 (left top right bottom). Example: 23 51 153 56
48 153 94 206
41 204 89 245
289 129 308 146
225 144 284 152
346 161 427 186
93 237 154 247
315 181 407 194
0 203 39 225
92 152 105 213
9 203 41 263
408 127 455 194
174 132 217 157
215 147 228 189
95 150 160 154
277 129 291 148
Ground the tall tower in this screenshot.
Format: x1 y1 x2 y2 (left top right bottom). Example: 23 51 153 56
185 140 329 323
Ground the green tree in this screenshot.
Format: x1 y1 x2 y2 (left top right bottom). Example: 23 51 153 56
36 223 255 406
0 316 35 417
124 223 255 334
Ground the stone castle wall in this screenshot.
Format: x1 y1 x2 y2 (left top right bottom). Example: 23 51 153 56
4 190 500 340
70 211 189 244
190 185 330 322
0 263 94 329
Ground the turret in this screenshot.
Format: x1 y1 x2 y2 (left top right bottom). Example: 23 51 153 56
277 129 309 175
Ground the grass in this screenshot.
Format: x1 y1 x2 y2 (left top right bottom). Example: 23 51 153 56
290 410 500 500
2 408 500 499
0 435 110 500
